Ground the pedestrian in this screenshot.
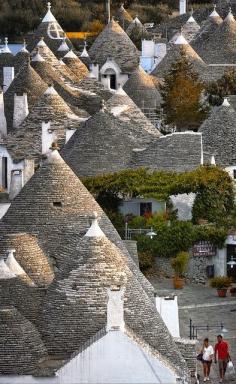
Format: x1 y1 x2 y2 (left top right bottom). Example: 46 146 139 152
201 337 214 382
214 334 230 383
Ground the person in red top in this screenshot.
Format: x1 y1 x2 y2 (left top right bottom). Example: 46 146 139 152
214 335 230 383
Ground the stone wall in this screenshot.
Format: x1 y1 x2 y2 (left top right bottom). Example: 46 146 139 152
155 255 214 284
123 240 139 267
175 338 197 377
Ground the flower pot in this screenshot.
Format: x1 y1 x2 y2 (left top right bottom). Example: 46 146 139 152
217 288 228 297
173 276 184 289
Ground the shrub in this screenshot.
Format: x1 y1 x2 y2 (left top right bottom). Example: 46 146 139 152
210 276 232 289
171 251 190 277
138 250 154 272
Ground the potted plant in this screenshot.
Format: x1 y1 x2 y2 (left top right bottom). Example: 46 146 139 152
171 251 190 289
230 286 236 297
210 276 232 297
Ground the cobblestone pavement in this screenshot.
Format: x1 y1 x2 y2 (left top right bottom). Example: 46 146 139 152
149 278 236 384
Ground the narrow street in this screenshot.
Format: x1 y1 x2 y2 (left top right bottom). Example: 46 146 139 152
150 278 236 383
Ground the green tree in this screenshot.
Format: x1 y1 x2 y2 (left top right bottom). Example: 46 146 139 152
161 49 207 131
207 69 236 106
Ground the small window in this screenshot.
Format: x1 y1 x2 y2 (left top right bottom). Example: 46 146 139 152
12 170 21 176
53 202 62 207
233 170 236 179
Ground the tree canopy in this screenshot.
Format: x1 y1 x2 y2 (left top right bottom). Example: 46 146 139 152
160 49 208 131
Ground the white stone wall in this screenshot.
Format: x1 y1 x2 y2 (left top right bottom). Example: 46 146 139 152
170 193 196 221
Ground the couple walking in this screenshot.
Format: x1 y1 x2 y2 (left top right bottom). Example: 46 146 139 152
201 335 230 383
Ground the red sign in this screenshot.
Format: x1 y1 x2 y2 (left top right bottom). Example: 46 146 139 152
193 241 216 257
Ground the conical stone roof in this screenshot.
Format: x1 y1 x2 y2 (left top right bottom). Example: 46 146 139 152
89 19 140 73
171 14 200 43
115 4 133 30
126 16 147 37
63 51 88 81
26 3 73 55
14 45 30 74
151 39 208 81
31 59 104 115
191 6 223 56
61 108 156 177
199 101 236 166
31 38 60 68
5 86 81 162
0 233 54 287
0 306 47 374
123 66 162 110
4 61 48 130
40 227 188 380
196 9 236 64
0 150 153 299
106 87 161 137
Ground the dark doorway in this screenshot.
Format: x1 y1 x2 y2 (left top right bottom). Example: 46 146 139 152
110 74 116 90
227 245 236 282
140 202 152 217
2 157 7 189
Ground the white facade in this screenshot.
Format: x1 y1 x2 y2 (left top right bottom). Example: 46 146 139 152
0 145 34 196
140 40 167 73
119 197 166 217
91 59 129 90
56 330 178 384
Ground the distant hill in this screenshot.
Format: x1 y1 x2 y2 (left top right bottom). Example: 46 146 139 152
0 0 212 40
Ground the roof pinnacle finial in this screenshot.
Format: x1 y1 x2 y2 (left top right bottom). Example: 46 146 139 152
84 212 105 238
47 2 51 11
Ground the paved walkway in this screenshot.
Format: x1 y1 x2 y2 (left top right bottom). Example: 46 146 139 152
149 278 236 384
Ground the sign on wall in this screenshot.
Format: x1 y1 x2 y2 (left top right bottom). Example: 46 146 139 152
193 241 216 257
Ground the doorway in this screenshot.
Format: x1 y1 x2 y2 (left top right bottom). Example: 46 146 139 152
110 74 116 90
227 245 236 282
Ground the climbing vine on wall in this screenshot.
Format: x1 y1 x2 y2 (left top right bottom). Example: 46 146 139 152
83 165 234 225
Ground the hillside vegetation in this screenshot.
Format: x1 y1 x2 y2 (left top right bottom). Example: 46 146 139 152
0 0 211 40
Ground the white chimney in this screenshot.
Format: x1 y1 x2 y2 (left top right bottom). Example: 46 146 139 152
9 169 23 200
90 64 99 80
3 67 14 92
107 286 125 332
13 93 29 128
0 88 7 136
179 0 187 15
42 121 57 155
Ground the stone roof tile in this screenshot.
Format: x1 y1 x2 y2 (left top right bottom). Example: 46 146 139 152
89 20 140 73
